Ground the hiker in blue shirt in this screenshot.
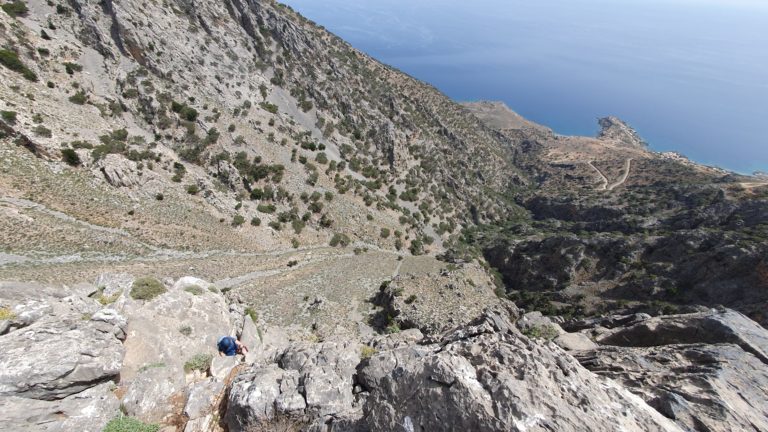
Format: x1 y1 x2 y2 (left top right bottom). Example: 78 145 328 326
217 336 249 357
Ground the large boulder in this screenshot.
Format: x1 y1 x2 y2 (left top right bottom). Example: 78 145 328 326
96 153 142 187
226 339 362 430
0 382 120 432
118 276 232 423
358 308 683 432
0 313 125 400
0 282 125 431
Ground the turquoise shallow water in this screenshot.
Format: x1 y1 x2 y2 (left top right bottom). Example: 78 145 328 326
281 0 768 174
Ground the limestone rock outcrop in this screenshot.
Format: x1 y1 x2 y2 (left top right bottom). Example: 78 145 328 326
576 309 768 432
0 281 125 431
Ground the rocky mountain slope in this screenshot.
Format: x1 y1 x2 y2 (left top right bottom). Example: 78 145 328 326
1 0 768 431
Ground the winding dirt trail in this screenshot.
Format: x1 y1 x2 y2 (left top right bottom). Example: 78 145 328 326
587 161 609 191
607 158 633 190
587 158 632 191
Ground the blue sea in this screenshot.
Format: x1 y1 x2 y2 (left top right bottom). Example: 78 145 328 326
281 0 768 174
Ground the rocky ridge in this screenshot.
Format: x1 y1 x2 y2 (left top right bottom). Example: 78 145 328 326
3 273 768 431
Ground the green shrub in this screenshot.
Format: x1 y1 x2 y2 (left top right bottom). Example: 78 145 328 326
186 184 199 195
61 148 81 166
68 91 87 105
63 62 82 74
409 239 424 256
384 323 401 334
245 307 258 323
33 125 52 138
380 228 390 239
184 353 213 373
232 214 245 227
130 277 166 301
329 233 350 247
521 324 560 340
171 101 198 121
103 415 160 432
404 294 417 304
0 48 37 81
291 238 300 248
184 285 204 296
179 326 192 336
1 1 28 18
315 152 328 164
360 345 378 360
250 216 261 226
260 101 278 114
1 110 17 124
257 204 276 214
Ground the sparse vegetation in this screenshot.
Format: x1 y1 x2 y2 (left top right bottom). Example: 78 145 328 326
130 277 166 301
1 49 37 82
360 345 378 360
245 307 258 323
521 324 560 340
329 233 351 247
0 307 16 320
32 125 52 138
183 353 213 373
1 1 28 18
68 91 88 105
1 110 17 124
61 148 81 166
232 214 246 227
184 285 204 296
138 362 166 373
179 326 192 336
257 204 276 213
103 415 160 432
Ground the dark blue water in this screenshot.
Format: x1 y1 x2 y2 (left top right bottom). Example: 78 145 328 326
281 0 768 174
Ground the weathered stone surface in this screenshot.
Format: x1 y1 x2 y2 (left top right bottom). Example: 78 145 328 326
96 154 142 187
0 313 125 400
596 309 768 364
121 365 184 422
577 343 768 432
0 283 125 431
554 332 598 351
185 379 225 420
227 339 362 430
0 382 120 432
359 309 683 432
210 355 237 381
226 364 298 429
516 311 566 335
119 276 231 423
94 273 134 298
574 308 768 432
